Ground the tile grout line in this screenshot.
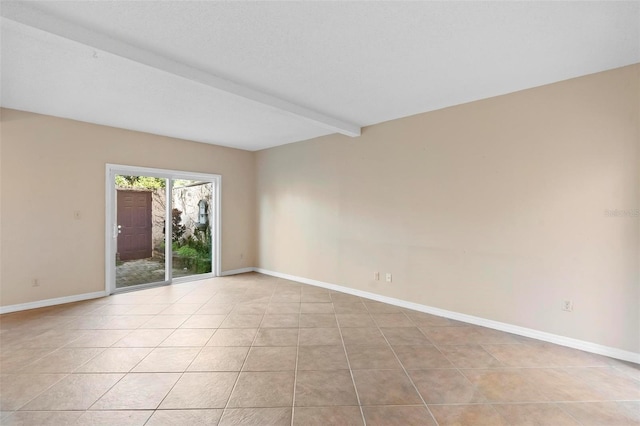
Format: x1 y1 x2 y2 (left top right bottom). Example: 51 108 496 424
419 325 574 425
416 315 528 425
3 275 637 424
10 373 71 413
415 321 488 393
290 294 303 426
6 302 145 414
81 300 182 415
139 287 226 425
334 292 368 426
414 319 475 425
553 401 600 426
13 330 114 412
73 296 179 419
16 284 212 417
371 308 440 426
219 285 276 419
139 280 245 424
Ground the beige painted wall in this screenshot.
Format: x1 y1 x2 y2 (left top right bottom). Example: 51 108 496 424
1 65 638 353
0 109 256 306
257 65 640 353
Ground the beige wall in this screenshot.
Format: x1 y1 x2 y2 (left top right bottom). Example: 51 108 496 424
0 109 256 306
1 65 638 353
256 65 640 353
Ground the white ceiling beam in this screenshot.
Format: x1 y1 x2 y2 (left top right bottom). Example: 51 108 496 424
0 2 361 137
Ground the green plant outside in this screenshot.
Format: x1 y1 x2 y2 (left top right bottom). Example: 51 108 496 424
115 175 166 189
172 209 212 274
176 246 198 258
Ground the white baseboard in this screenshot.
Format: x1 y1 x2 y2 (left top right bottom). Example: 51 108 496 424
220 267 255 276
255 268 640 364
3 268 637 364
0 291 108 315
0 267 253 314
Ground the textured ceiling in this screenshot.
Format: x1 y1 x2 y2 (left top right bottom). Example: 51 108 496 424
2 1 639 151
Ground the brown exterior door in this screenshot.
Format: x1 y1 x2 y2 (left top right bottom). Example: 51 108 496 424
117 190 152 261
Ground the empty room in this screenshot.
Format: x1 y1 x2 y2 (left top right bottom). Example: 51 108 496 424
0 1 638 425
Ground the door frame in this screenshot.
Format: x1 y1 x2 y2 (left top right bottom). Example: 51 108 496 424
105 164 222 295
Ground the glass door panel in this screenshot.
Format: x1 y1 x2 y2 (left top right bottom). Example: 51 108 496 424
115 174 168 289
171 180 214 279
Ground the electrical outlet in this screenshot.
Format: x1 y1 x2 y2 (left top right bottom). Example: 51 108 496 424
32 278 39 287
240 253 244 260
385 273 392 283
73 210 81 220
562 300 573 312
373 272 380 281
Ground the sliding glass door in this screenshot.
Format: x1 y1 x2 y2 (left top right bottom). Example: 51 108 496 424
106 165 220 293
171 180 214 280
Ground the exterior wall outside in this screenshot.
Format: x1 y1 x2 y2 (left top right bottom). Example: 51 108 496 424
151 188 165 253
173 183 214 242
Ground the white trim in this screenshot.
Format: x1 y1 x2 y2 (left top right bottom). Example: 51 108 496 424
105 164 222 294
173 273 216 284
106 164 222 182
111 280 169 295
220 267 255 276
254 268 640 364
214 177 222 278
0 291 107 315
1 2 361 137
104 165 114 295
165 179 173 282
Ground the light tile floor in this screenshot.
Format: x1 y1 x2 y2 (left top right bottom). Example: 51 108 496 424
0 273 638 425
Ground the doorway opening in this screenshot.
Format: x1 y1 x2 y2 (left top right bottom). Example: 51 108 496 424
106 165 221 294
